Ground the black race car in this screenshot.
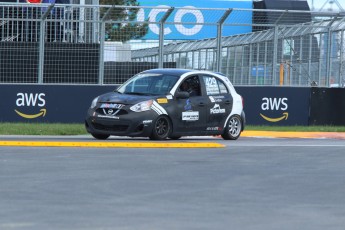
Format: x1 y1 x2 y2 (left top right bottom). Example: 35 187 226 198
85 69 245 140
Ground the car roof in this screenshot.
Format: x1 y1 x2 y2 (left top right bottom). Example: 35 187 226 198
141 68 197 76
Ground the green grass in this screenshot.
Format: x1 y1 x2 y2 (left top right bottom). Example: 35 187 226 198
0 123 344 135
0 123 88 135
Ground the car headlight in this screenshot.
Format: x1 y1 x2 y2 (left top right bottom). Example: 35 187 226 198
90 97 99 109
130 100 153 112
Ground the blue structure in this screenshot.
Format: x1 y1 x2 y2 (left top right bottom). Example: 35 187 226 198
138 0 253 40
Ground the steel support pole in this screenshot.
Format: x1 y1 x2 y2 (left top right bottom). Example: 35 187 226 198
326 29 333 87
98 21 105 85
216 9 232 73
38 4 55 84
340 30 344 87
272 26 279 85
325 14 339 87
158 7 174 69
98 7 113 85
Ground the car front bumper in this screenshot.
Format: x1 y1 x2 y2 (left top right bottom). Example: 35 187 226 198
85 109 157 137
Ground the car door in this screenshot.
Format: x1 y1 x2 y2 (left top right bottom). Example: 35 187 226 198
172 75 208 134
201 75 233 132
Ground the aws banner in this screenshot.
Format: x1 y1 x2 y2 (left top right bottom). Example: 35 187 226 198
1 85 310 125
236 87 311 126
0 85 116 123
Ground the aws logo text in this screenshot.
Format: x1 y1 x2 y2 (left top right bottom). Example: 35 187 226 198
15 93 47 119
260 97 289 122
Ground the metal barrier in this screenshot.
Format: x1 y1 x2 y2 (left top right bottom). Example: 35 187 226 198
1 3 345 87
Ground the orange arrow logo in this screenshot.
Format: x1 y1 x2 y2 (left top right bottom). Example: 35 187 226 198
260 112 288 122
15 109 47 119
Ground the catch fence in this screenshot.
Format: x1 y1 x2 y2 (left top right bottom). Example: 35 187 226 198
1 3 345 87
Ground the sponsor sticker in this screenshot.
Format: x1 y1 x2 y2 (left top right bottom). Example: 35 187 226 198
210 104 225 114
157 98 168 104
182 111 199 121
100 103 124 109
184 99 192 111
209 96 224 103
97 115 120 119
206 127 220 131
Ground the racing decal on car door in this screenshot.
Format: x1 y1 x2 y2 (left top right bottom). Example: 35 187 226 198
181 99 199 121
184 99 192 110
210 104 226 114
182 111 199 121
209 96 224 103
204 77 219 95
157 98 168 104
152 101 168 115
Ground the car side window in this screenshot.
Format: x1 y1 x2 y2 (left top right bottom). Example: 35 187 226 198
218 81 229 94
179 76 201 97
202 75 228 95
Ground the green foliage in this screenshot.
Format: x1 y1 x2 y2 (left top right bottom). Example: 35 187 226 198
100 0 148 42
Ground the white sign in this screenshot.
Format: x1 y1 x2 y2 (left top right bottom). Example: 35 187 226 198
182 111 199 121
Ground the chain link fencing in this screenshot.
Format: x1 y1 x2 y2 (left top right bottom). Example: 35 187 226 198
1 3 345 87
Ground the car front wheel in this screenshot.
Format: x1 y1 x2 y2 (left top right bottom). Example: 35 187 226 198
221 115 242 140
91 133 110 140
150 116 172 140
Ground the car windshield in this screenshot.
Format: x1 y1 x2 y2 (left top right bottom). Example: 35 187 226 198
117 73 179 95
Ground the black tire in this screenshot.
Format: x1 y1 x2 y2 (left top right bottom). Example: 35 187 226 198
149 116 172 140
169 135 182 140
91 133 110 140
221 115 242 140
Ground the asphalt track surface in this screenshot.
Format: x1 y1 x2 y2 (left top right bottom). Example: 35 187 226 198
1 132 345 230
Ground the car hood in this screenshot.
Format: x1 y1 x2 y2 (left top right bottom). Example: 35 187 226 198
97 92 155 105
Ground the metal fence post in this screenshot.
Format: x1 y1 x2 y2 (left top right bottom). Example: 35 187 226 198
158 7 173 69
272 26 279 85
340 30 344 86
38 4 54 84
326 28 332 87
98 21 105 85
325 15 339 87
98 6 112 85
216 9 232 73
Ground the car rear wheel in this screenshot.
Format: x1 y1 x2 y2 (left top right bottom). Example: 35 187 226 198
221 115 242 140
150 116 172 140
91 133 110 140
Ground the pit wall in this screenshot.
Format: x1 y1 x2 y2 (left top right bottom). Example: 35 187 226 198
0 85 344 126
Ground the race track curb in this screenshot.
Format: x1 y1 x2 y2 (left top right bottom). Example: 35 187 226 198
242 131 345 139
0 141 225 148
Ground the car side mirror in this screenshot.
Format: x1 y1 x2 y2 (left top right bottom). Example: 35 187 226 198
175 91 190 99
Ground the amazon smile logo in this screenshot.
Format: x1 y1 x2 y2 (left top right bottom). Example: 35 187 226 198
260 97 289 123
15 93 47 119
